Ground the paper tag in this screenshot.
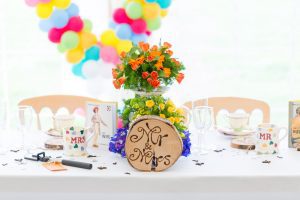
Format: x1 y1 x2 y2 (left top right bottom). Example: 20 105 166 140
42 162 67 171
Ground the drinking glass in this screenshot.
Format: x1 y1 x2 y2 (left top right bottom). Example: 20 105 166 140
0 99 8 154
193 106 213 155
18 105 33 150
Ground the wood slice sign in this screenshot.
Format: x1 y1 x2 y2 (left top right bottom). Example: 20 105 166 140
125 115 183 172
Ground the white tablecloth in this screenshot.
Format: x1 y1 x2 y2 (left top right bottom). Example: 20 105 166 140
0 130 300 200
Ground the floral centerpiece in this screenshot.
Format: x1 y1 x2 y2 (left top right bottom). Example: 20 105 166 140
109 41 191 157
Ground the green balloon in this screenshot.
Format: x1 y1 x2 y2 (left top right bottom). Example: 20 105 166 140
126 2 143 20
57 43 67 53
83 19 93 32
147 17 161 31
61 31 79 50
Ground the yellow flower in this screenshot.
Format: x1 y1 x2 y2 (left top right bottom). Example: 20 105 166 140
163 68 171 78
175 117 181 123
159 103 165 110
167 106 175 113
166 100 175 107
145 100 155 108
160 114 166 118
168 117 175 124
176 108 184 115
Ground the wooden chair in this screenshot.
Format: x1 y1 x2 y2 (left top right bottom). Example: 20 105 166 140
182 97 270 124
18 95 102 130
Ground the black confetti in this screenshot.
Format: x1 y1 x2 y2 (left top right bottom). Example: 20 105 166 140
277 156 283 159
56 156 62 159
10 150 20 153
195 162 204 166
97 166 107 170
262 160 271 164
192 160 198 162
87 155 97 158
125 172 131 175
14 159 23 162
112 162 117 165
2 163 8 166
214 149 223 153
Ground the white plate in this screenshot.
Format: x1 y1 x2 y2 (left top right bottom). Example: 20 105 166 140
44 129 62 138
217 127 255 136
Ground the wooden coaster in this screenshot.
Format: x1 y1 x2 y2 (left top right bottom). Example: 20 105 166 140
45 138 64 150
231 137 255 150
125 115 183 172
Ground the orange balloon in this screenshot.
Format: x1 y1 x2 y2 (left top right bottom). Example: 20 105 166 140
143 3 160 20
66 47 84 64
79 32 97 49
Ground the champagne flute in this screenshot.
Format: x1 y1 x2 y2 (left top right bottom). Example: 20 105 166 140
193 106 213 155
18 105 33 151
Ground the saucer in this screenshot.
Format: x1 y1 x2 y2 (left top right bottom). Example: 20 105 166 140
217 127 255 136
45 129 62 138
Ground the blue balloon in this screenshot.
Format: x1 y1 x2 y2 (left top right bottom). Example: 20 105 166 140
85 46 100 61
131 33 148 45
157 0 172 9
50 10 69 29
66 3 79 17
146 0 156 2
115 24 132 40
108 20 117 29
72 60 85 77
39 19 53 32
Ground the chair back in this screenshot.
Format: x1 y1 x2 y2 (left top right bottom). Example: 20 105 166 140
18 95 102 130
182 97 270 124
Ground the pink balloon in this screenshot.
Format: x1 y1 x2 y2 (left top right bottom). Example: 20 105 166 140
39 0 51 3
66 16 83 32
25 0 39 7
48 28 64 43
113 8 132 24
146 30 152 36
112 57 121 65
117 118 123 128
100 46 119 63
131 19 147 34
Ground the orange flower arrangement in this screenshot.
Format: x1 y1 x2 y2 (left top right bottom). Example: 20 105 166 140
112 41 185 91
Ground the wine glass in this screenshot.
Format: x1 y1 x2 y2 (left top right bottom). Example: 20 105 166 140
0 99 8 154
193 106 213 155
18 105 33 151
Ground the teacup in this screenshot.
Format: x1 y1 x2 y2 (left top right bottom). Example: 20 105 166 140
226 113 249 131
62 126 94 157
255 123 287 154
53 115 75 135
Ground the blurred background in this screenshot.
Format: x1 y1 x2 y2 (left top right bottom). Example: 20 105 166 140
1 0 300 126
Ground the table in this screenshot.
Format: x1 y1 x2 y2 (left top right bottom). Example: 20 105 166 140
0 130 300 200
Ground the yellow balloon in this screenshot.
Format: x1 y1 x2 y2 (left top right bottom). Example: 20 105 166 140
79 32 97 49
116 40 133 55
143 3 160 20
100 30 119 47
36 2 53 19
53 0 71 9
66 47 84 64
161 9 168 18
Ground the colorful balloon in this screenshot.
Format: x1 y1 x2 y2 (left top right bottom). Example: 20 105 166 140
146 17 161 31
161 9 168 17
82 60 102 79
67 16 83 32
115 24 133 40
79 32 97 49
125 2 143 20
66 47 84 64
131 33 147 45
36 2 53 19
100 30 119 47
116 40 132 54
57 43 67 53
85 46 100 61
100 46 119 63
50 10 69 28
113 8 132 24
48 28 64 43
39 0 52 3
61 31 79 50
157 0 172 9
66 3 79 17
143 3 160 20
53 0 71 9
83 19 93 32
131 19 147 34
72 61 84 77
39 19 53 32
25 0 39 7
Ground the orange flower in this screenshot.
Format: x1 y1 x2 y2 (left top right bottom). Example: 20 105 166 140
155 62 163 70
163 68 171 78
139 42 149 52
118 77 126 85
151 79 160 88
129 59 140 71
166 50 173 56
112 68 118 79
151 45 158 51
163 42 172 49
147 77 153 84
176 73 185 84
120 51 126 58
142 72 149 79
158 55 165 62
150 50 161 58
118 64 124 71
113 80 121 89
136 56 145 65
151 71 158 80
147 55 154 62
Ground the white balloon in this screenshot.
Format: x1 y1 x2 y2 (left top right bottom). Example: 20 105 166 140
98 60 116 79
82 60 102 79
